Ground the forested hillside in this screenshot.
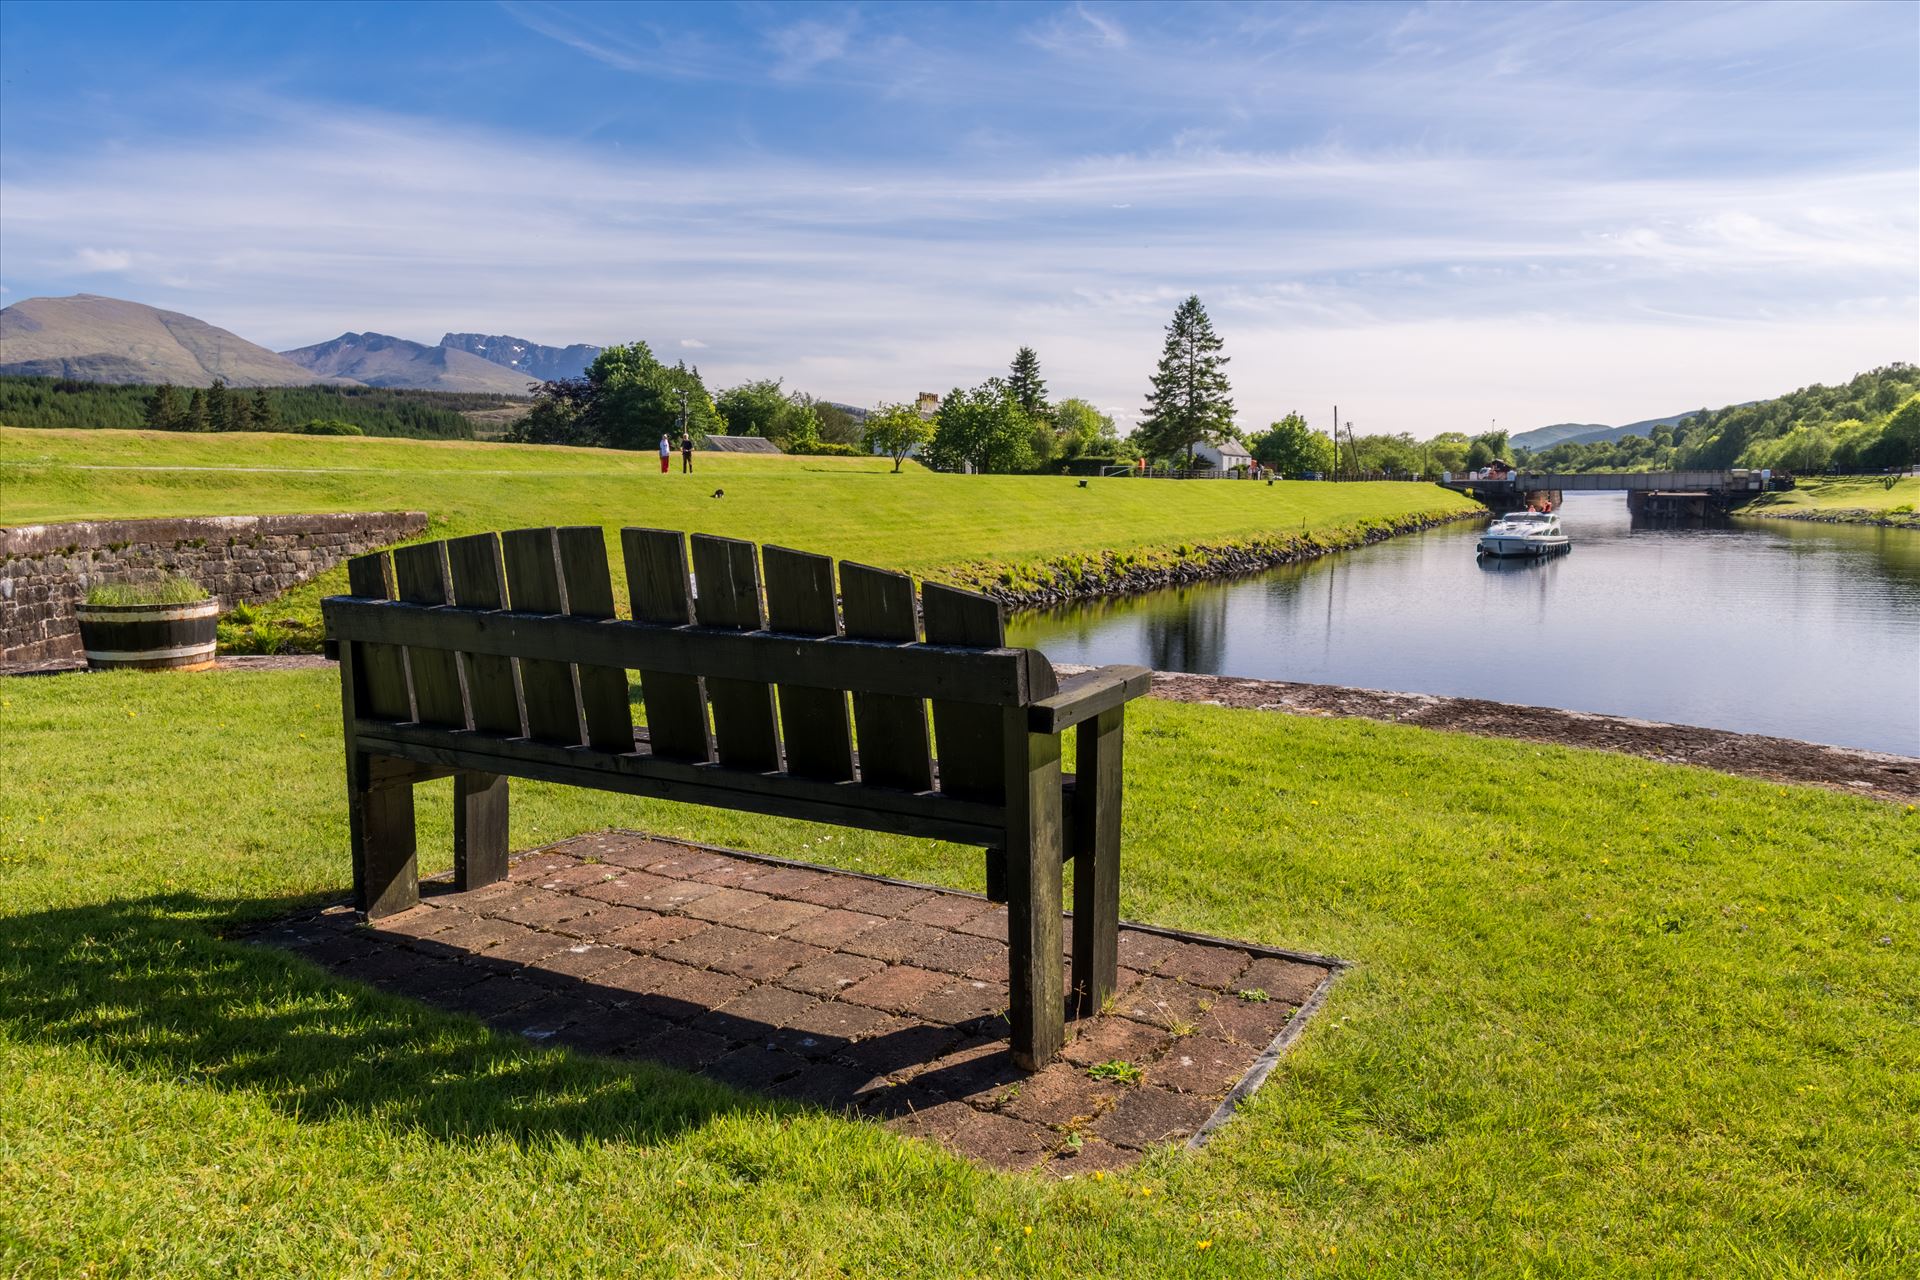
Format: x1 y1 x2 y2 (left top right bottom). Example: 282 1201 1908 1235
0 376 524 440
1515 364 1919 473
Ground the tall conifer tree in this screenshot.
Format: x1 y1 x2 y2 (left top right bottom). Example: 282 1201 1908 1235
184 388 209 432
1008 346 1048 417
250 387 277 432
1137 294 1234 464
144 383 180 431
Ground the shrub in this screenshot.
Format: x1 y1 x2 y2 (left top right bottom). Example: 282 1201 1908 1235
297 419 366 436
84 575 209 606
791 441 861 457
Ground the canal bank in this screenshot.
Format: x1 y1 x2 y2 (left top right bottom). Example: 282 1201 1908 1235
943 504 1484 609
1116 668 1920 805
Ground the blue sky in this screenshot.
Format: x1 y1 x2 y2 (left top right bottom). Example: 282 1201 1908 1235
1 0 1914 434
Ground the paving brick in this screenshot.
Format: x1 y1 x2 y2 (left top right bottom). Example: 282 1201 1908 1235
916 931 1007 981
682 888 778 924
659 924 781 974
573 872 676 907
1142 1036 1248 1097
766 1060 873 1110
904 894 994 930
588 836 686 869
1115 930 1181 973
364 904 455 942
1060 1016 1173 1069
548 1011 671 1056
779 875 871 908
598 913 704 953
525 941 632 984
874 1089 974 1141
774 953 883 999
834 1020 963 1081
999 1063 1119 1129
1238 957 1330 1006
1118 978 1219 1033
783 999 896 1051
728 898 828 936
642 878 730 911
911 977 1008 1027
912 1036 1026 1102
736 866 828 898
1198 993 1300 1047
1091 1086 1217 1150
408 913 523 954
626 1026 735 1071
691 985 820 1044
953 910 1009 942
707 1044 808 1092
473 927 572 966
596 956 751 1019
1155 942 1251 991
641 850 735 878
839 884 932 917
841 919 947 964
534 861 627 892
434 975 542 1020
947 1108 1053 1171
553 903 658 939
489 889 596 929
687 858 773 887
506 853 580 882
781 908 886 949
839 964 951 1013
498 994 609 1041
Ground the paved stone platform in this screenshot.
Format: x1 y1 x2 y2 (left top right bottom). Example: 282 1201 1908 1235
254 831 1338 1174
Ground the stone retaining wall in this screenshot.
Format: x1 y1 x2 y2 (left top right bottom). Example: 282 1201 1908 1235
0 512 427 663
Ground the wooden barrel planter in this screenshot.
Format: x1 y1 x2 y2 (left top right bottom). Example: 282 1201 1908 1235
74 598 220 671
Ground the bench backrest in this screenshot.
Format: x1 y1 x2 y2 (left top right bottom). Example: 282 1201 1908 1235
326 527 1058 806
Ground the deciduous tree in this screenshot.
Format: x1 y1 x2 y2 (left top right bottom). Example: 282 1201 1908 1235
862 402 933 472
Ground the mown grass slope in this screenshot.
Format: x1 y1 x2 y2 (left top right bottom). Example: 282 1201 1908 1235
1742 474 1919 520
1 668 1913 1276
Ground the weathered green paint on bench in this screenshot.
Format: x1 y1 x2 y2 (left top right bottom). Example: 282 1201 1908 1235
324 526 1151 1071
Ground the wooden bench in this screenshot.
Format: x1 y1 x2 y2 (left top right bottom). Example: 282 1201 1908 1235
322 527 1151 1069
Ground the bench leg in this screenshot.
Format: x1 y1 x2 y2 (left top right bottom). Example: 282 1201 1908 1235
1004 715 1065 1071
1071 706 1124 1018
984 847 1007 903
454 771 509 890
349 753 417 919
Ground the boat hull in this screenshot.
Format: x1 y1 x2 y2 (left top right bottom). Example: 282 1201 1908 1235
1477 535 1570 558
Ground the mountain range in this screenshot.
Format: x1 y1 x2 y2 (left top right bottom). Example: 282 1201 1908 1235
0 294 599 393
1510 410 1702 451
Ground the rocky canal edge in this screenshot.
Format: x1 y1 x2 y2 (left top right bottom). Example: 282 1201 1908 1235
939 506 1486 610
1117 668 1920 805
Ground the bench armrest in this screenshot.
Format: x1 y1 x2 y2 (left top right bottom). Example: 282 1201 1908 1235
1028 664 1153 734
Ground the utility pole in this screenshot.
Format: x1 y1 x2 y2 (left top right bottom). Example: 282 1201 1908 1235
677 388 689 437
1331 404 1339 481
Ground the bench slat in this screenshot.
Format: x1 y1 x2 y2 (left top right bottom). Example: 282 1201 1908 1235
839 561 933 792
621 527 712 762
344 551 413 721
763 545 856 782
501 527 585 746
922 582 1007 803
691 534 783 773
392 541 470 729
557 526 635 753
444 532 525 737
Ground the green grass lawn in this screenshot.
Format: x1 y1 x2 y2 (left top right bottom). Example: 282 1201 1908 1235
1742 474 1920 520
1 427 1476 631
2 667 1913 1276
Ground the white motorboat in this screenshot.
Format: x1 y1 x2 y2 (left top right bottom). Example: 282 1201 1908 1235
1477 510 1570 558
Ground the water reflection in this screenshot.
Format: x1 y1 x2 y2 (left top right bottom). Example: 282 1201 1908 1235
1010 492 1920 754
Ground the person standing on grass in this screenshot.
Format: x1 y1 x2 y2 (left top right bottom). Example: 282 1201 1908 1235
658 433 671 474
681 432 694 473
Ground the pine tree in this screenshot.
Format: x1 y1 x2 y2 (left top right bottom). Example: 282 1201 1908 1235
1136 295 1234 465
184 388 209 432
205 378 230 433
250 387 277 432
1008 346 1048 417
144 383 180 431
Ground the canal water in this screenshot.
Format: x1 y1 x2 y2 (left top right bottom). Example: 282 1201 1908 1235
1007 492 1920 755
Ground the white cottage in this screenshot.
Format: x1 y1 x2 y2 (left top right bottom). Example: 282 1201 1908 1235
1191 439 1253 471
